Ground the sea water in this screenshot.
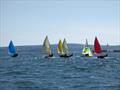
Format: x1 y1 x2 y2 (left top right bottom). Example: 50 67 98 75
0 45 120 90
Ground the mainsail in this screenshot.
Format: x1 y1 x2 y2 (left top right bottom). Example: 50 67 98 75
57 40 64 54
94 37 102 54
85 39 88 47
8 40 16 54
63 39 69 55
43 36 52 55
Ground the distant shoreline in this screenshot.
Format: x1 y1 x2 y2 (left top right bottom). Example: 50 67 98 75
1 43 120 48
1 44 120 52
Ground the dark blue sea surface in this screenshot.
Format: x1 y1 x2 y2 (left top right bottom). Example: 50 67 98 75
0 45 120 90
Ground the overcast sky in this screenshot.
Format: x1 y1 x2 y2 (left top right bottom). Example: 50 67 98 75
0 0 120 47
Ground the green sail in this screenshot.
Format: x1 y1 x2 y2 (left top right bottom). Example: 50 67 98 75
82 47 93 56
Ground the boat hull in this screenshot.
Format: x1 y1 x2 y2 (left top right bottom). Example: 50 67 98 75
97 54 108 59
44 53 53 58
94 53 108 59
81 54 91 57
10 53 18 57
60 54 73 58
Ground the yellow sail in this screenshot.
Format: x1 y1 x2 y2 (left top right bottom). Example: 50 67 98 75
57 40 64 54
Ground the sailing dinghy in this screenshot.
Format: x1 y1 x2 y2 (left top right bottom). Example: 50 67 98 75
8 40 18 57
43 36 53 58
93 37 108 58
57 39 73 58
82 39 92 57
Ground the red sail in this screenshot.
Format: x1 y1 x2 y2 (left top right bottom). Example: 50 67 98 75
94 37 102 53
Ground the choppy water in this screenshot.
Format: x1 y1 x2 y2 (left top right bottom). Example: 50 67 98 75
0 45 120 90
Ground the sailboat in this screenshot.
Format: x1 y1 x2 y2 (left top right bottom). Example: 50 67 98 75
82 39 92 57
43 36 53 58
8 40 18 57
93 37 108 58
57 39 73 58
106 43 110 52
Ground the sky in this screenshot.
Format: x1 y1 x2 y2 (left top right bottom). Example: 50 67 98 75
0 0 120 47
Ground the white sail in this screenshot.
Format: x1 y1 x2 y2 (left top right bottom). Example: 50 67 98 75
85 39 88 47
43 36 52 55
63 39 69 55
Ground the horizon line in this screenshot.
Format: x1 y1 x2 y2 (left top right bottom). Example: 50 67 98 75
1 43 120 48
